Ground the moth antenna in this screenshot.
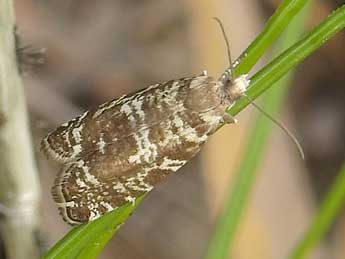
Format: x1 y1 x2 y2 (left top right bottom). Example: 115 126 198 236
213 18 233 70
244 95 305 160
214 18 303 159
213 17 235 84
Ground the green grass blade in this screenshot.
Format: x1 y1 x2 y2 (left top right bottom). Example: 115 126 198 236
234 0 308 75
290 164 345 259
75 224 117 259
203 3 311 259
230 5 345 115
43 196 144 259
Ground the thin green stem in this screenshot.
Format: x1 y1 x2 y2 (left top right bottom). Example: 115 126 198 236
233 0 308 76
290 164 345 259
230 5 345 115
43 196 144 259
204 3 311 259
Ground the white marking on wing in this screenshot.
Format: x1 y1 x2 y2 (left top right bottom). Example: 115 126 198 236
158 157 186 171
131 98 145 120
72 125 83 144
125 196 136 205
128 128 158 164
100 201 113 211
72 144 82 156
97 134 106 154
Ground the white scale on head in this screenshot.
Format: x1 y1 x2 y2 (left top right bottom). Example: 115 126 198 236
232 74 250 96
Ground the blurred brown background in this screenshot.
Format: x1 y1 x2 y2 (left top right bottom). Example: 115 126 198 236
5 0 345 258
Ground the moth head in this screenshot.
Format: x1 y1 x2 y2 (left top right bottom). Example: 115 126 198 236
212 18 250 103
219 72 250 103
227 74 250 101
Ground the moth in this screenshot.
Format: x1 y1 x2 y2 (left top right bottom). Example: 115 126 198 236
41 17 251 224
42 68 249 225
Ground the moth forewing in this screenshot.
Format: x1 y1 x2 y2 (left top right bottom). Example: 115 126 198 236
43 73 249 224
42 76 217 163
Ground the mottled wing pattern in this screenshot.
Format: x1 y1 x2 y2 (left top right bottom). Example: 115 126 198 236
42 77 207 163
52 120 200 224
43 75 231 224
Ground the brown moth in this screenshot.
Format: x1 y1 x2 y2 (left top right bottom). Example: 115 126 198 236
41 68 249 225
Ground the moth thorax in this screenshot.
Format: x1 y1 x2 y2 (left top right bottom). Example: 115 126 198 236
227 74 250 101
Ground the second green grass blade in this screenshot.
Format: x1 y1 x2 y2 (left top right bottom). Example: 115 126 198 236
290 163 345 259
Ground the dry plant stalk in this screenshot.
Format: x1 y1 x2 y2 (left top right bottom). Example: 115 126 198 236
0 0 41 258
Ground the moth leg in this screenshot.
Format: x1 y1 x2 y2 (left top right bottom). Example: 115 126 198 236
223 113 238 124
